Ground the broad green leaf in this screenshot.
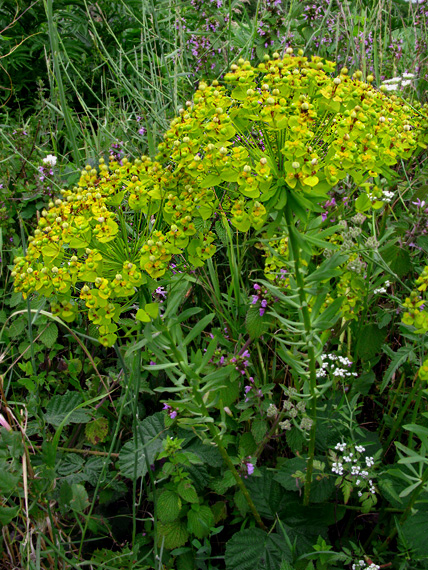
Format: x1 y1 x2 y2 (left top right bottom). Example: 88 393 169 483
135 309 151 322
251 419 267 444
0 505 20 525
401 510 428 558
44 392 91 427
177 480 199 504
145 302 159 318
225 528 292 570
70 483 89 512
356 324 387 360
157 519 189 550
187 505 214 539
157 490 182 523
118 412 166 480
246 305 271 339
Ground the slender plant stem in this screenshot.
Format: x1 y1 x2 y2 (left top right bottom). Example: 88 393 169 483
283 205 318 506
165 331 267 531
381 371 420 458
44 0 80 164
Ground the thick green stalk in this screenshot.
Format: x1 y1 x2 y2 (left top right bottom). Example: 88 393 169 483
283 206 318 506
165 331 266 530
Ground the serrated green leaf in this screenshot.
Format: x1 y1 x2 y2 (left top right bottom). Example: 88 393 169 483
8 318 25 339
44 392 91 427
356 324 387 360
225 528 292 570
187 505 214 539
57 454 84 476
211 470 236 494
251 419 267 444
245 305 270 339
275 458 306 491
118 413 165 480
157 490 182 523
239 432 257 456
177 480 199 504
401 510 428 558
157 519 189 550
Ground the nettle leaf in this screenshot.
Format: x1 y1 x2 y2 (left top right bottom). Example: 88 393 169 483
245 305 271 339
401 510 428 559
44 392 91 427
187 505 214 539
356 324 387 361
39 323 59 348
381 245 411 277
186 439 223 467
157 519 189 550
177 480 199 504
225 528 292 570
118 412 166 480
251 419 267 444
274 457 306 492
211 470 236 494
57 454 84 476
8 318 25 339
157 490 182 523
246 468 293 520
239 432 257 456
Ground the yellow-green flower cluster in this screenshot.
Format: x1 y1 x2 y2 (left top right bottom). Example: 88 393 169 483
402 267 428 381
12 51 428 345
402 267 428 333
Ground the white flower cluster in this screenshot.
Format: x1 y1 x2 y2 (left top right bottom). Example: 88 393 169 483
381 72 415 92
373 280 390 295
352 561 380 570
331 443 377 497
316 354 358 379
381 189 395 203
42 154 57 166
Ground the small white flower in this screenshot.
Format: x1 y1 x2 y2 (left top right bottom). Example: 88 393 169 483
402 72 415 79
43 154 57 166
382 77 401 84
401 79 412 87
382 83 399 92
365 456 375 467
355 445 366 453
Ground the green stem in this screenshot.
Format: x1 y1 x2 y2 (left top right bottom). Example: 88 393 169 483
165 331 266 531
283 206 317 507
19 219 37 376
381 371 421 459
379 372 405 442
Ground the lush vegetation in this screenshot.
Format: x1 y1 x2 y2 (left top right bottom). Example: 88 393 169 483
1 1 428 569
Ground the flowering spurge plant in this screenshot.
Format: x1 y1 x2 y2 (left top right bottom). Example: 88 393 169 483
11 52 428 348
